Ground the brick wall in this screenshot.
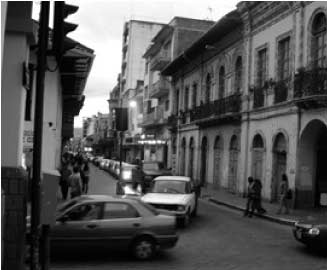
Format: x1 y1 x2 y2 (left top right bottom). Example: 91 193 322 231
2 166 27 270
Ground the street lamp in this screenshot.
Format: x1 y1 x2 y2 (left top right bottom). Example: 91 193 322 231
129 100 137 108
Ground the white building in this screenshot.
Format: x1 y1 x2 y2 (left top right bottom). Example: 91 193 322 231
120 20 165 162
162 1 327 209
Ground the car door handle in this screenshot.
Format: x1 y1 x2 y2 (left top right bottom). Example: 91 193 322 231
133 223 140 227
87 224 97 229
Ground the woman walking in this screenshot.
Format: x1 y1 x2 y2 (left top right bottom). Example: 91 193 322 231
277 174 290 214
81 161 90 194
68 166 82 198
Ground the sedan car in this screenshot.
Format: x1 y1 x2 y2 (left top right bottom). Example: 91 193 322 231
141 176 198 227
45 195 178 259
293 216 327 251
142 161 172 192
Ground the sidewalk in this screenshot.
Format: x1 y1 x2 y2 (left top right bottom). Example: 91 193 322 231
200 185 327 226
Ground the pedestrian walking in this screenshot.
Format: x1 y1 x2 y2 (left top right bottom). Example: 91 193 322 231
60 163 71 200
253 179 266 214
81 161 90 194
277 174 290 214
244 177 256 217
68 166 82 198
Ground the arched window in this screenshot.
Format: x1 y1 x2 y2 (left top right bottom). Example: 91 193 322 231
235 57 242 92
312 13 327 68
218 66 225 99
252 134 264 149
205 73 211 103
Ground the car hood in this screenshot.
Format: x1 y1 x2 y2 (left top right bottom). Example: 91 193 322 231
142 193 190 205
143 169 171 176
296 216 327 227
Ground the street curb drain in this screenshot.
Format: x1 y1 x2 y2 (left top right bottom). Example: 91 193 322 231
203 197 296 227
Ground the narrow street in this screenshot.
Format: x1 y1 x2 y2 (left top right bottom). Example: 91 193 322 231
50 164 326 270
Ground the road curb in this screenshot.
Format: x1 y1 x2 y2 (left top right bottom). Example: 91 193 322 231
205 197 296 227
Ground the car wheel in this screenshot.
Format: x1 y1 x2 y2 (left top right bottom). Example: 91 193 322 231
191 204 198 217
182 210 191 228
132 237 155 260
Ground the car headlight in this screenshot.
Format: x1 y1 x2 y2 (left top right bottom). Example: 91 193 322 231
122 170 132 180
308 227 320 235
177 205 185 211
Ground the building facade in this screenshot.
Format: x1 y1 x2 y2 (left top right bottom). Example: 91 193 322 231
163 1 327 209
142 17 215 170
1 2 94 269
120 20 165 163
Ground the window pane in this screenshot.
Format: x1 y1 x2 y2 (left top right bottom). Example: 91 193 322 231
67 204 101 221
103 203 139 219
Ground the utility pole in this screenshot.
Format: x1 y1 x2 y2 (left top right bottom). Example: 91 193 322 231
31 2 49 270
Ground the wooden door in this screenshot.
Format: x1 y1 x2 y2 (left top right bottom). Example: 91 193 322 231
228 150 238 193
272 152 286 202
213 148 222 188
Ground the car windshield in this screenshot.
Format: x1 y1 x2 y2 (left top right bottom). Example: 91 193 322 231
151 180 187 194
143 162 162 171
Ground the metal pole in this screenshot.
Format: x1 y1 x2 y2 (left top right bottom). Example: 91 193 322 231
31 2 49 270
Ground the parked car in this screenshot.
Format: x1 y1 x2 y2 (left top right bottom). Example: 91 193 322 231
293 216 327 251
93 156 104 167
142 161 172 191
99 159 110 170
116 164 144 195
141 176 198 227
28 195 178 260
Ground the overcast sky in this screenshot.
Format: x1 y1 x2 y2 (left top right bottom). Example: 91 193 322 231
35 0 239 127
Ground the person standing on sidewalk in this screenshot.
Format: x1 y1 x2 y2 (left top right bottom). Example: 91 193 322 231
244 177 256 217
253 179 266 214
81 161 90 194
60 163 71 200
277 174 290 214
68 166 82 198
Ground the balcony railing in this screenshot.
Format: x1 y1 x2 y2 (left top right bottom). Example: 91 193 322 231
150 49 170 71
191 94 241 122
150 78 170 98
141 105 167 127
294 68 327 98
274 77 290 104
253 86 265 108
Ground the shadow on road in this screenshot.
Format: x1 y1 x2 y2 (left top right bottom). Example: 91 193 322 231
51 246 175 264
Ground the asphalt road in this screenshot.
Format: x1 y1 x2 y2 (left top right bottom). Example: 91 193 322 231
50 164 326 270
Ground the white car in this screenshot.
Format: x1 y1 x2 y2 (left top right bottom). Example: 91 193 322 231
141 176 198 227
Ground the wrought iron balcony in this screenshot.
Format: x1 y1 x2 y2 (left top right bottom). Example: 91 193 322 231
274 78 290 104
150 78 170 98
252 86 265 108
191 94 241 125
150 49 170 71
141 105 167 128
293 68 327 109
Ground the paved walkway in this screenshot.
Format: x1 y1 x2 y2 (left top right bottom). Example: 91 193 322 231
200 185 327 226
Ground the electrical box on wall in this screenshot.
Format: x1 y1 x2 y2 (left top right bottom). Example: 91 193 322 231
40 170 60 225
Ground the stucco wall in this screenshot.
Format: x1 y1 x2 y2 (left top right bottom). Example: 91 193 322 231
1 33 28 167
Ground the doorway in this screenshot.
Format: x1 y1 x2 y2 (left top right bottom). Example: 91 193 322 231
228 135 239 193
213 136 223 188
200 137 208 186
272 133 287 202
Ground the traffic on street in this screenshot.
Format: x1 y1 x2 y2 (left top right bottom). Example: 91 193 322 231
49 163 326 270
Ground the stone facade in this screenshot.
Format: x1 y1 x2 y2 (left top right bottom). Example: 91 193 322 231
163 2 327 209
